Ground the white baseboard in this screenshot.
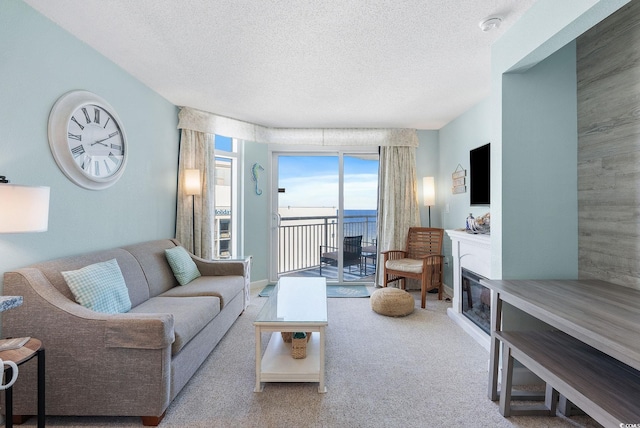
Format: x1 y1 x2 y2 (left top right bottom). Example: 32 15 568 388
250 279 269 291
443 282 452 298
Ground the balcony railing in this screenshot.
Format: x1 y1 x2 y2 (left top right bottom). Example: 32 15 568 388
278 214 377 275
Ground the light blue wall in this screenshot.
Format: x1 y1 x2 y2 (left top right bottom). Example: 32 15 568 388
438 98 492 230
243 141 270 283
502 42 578 279
0 1 179 286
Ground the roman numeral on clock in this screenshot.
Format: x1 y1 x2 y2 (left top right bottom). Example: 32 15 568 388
94 108 100 124
94 161 100 176
70 116 84 130
71 145 85 158
82 108 91 124
108 152 121 165
103 160 112 175
110 143 122 151
103 117 111 129
68 132 82 141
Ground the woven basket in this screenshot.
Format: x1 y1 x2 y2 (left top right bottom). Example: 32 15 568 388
281 332 312 343
291 332 307 359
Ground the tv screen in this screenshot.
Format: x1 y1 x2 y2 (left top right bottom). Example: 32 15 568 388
470 143 490 205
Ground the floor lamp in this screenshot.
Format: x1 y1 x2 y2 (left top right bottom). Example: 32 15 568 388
0 176 50 386
184 169 201 254
423 176 435 227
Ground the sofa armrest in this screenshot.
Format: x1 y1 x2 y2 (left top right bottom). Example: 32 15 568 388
3 269 174 350
191 255 249 277
105 313 174 349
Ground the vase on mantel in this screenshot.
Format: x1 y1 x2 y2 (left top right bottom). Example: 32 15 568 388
465 212 490 234
465 213 475 231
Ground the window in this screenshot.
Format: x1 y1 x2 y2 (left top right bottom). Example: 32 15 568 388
213 135 240 259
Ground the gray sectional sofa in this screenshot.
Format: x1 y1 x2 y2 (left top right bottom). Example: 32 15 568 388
2 239 250 426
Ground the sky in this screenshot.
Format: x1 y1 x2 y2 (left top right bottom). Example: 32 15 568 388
278 155 378 210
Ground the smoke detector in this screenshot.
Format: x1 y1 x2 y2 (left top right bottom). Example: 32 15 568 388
479 17 502 32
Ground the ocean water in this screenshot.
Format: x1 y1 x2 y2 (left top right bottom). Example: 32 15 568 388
344 209 377 222
344 209 377 244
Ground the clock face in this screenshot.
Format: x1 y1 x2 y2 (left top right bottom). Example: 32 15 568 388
67 104 125 179
48 91 128 190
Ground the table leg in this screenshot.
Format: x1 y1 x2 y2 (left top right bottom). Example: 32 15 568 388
5 366 13 428
254 328 263 392
37 348 45 428
488 290 502 401
499 343 514 417
318 326 327 393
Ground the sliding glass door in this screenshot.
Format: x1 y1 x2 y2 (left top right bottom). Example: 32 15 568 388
270 150 378 284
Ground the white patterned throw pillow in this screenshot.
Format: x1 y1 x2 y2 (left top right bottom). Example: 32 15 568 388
62 258 131 314
165 246 201 285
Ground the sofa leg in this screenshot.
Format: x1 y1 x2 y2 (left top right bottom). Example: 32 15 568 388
141 411 166 426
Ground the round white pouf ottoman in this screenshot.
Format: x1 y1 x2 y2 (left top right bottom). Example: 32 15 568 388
370 287 415 317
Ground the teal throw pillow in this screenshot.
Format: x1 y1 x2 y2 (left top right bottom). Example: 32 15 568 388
62 259 132 314
165 246 201 285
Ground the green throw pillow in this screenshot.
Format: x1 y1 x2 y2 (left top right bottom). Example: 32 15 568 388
165 246 201 285
62 259 132 314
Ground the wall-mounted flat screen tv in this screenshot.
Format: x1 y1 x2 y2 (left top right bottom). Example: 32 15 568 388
470 143 490 205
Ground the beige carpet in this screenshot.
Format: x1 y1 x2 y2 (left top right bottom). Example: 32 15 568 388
20 288 601 428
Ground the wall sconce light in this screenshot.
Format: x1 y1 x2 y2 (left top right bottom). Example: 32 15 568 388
0 176 50 234
184 169 201 253
423 176 435 227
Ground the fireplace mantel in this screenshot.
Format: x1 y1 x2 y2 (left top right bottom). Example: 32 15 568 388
446 229 491 350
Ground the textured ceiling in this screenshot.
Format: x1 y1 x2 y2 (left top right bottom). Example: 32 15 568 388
24 0 539 130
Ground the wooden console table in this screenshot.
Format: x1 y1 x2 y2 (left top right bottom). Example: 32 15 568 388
482 278 640 426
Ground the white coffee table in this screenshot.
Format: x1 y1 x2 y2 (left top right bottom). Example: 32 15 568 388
254 277 328 393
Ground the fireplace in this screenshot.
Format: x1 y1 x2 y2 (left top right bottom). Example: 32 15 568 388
445 230 491 350
461 268 490 334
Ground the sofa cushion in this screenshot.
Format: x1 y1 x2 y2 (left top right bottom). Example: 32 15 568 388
159 275 244 308
32 248 150 307
130 296 220 355
165 246 201 285
122 239 181 297
61 259 132 314
385 258 423 274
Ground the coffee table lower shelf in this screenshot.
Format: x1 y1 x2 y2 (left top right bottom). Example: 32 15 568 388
255 331 326 393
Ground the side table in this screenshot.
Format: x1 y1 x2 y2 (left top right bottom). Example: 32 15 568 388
0 338 45 428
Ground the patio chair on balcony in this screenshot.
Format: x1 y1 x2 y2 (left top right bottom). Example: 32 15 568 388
319 235 363 276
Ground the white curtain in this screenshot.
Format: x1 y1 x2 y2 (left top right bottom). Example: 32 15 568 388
375 146 421 286
176 129 215 258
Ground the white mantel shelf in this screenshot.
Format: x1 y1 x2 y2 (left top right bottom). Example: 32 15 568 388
446 229 491 350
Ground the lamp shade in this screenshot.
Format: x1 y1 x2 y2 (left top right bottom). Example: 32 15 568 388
184 169 202 196
0 184 50 233
423 177 435 206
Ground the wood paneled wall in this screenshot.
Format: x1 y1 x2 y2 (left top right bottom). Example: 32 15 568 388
577 0 640 288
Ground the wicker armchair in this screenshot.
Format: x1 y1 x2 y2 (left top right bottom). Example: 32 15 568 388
381 227 444 308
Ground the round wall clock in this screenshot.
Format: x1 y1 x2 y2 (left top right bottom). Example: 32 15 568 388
48 90 128 190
